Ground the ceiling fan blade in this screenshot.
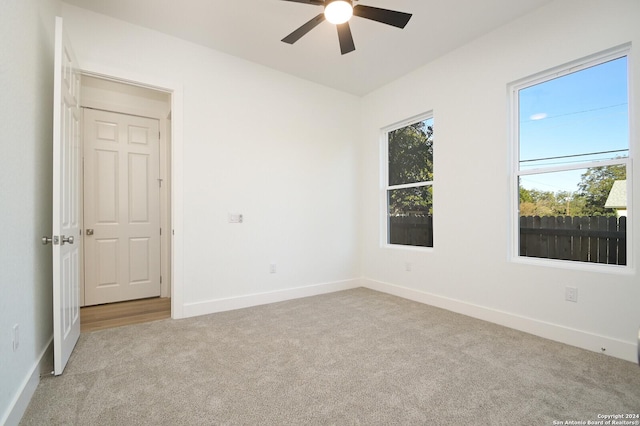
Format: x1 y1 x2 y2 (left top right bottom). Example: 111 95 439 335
336 22 355 55
281 0 324 5
352 5 412 28
281 13 326 44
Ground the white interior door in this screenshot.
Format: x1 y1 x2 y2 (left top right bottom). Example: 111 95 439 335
52 16 81 376
83 109 161 306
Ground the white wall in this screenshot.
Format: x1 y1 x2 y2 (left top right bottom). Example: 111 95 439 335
0 0 61 423
360 0 640 362
61 4 362 317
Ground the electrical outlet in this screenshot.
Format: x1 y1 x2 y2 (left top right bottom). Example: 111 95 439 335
565 286 578 303
270 263 277 274
12 324 19 352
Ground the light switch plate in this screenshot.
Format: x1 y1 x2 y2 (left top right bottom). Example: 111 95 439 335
228 213 243 223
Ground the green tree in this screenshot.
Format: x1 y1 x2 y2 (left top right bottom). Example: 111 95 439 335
576 164 626 216
519 186 533 204
519 188 559 216
519 165 625 217
519 188 587 217
554 190 588 216
388 121 433 214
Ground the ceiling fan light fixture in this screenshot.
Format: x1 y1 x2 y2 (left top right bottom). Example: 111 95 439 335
280 0 412 55
324 0 353 25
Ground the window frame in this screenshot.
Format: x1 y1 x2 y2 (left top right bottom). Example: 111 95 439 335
381 112 434 251
508 45 633 272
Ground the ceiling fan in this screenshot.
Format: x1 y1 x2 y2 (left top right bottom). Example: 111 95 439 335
281 0 412 55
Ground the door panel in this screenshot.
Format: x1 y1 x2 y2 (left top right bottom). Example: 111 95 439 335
52 17 81 375
130 237 151 282
84 109 161 305
96 120 118 141
96 150 119 223
96 239 118 287
129 153 150 221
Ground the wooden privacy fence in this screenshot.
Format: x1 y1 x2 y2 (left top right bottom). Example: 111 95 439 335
520 215 626 265
389 215 433 247
389 214 627 265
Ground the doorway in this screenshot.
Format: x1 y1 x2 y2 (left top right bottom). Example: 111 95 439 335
80 75 172 308
80 297 171 332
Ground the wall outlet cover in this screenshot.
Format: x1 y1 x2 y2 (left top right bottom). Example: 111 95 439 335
12 324 19 352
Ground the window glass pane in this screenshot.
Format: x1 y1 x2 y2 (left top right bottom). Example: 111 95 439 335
519 165 626 265
388 186 433 247
514 51 630 267
388 118 433 186
519 57 628 170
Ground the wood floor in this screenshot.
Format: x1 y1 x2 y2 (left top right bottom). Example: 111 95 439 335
80 297 171 333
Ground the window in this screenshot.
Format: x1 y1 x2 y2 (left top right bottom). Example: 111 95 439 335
384 115 434 248
511 47 630 266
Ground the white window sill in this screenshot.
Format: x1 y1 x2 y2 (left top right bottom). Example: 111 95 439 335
510 255 634 275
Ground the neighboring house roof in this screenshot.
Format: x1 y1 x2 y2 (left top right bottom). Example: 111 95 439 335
604 180 627 209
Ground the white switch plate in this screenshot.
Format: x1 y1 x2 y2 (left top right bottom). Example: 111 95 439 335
228 213 243 223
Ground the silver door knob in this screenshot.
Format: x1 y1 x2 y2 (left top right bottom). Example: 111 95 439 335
61 235 74 245
42 236 60 245
86 229 94 236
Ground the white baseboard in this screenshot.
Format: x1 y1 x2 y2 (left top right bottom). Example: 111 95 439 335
182 278 362 318
362 278 638 363
1 337 53 426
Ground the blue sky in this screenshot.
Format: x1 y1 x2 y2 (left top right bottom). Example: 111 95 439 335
518 56 628 193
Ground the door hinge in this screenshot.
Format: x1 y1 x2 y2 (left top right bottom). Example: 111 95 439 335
160 275 163 284
160 228 162 235
158 178 163 187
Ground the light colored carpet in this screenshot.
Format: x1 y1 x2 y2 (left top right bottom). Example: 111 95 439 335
20 288 640 425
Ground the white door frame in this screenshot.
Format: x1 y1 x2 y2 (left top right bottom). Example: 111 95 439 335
79 64 185 319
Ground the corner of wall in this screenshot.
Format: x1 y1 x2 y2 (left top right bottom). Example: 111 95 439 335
182 279 363 318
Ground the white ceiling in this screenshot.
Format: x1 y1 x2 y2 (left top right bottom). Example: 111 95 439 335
62 0 553 96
